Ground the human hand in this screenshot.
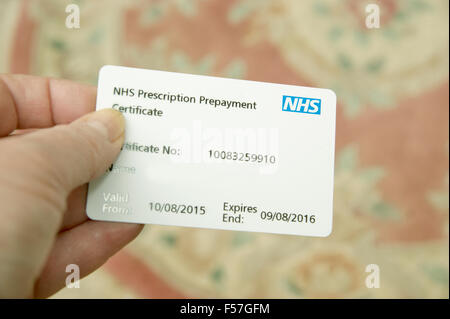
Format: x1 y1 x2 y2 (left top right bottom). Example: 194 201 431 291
0 74 143 298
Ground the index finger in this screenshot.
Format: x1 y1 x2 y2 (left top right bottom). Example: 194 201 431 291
0 74 97 136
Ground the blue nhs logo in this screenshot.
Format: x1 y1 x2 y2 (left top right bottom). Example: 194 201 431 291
282 95 321 115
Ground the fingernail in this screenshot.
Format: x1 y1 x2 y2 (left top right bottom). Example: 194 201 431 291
78 109 125 142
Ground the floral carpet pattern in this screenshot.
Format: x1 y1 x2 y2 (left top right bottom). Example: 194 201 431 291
0 0 448 298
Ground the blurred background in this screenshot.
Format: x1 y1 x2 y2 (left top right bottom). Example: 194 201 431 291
0 0 448 298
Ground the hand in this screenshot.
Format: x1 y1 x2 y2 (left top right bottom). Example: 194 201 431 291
0 74 143 298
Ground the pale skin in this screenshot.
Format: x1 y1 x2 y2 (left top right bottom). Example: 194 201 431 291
0 74 143 298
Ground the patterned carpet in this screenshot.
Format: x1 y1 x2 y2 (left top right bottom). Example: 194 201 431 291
0 0 448 298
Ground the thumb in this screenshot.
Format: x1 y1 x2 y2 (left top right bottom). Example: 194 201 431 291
8 108 125 193
0 108 124 297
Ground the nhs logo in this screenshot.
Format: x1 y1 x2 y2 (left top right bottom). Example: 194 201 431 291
282 95 321 115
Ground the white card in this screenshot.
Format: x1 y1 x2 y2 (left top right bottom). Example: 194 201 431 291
86 65 336 237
